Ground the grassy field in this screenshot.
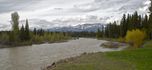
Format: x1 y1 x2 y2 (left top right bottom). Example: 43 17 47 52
51 41 152 70
106 41 152 70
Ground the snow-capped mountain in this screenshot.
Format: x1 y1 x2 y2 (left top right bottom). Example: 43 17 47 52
48 23 105 32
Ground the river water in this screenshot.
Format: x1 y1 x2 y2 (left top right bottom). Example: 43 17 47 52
0 38 124 70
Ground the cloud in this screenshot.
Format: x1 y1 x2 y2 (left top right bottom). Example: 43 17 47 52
0 0 150 30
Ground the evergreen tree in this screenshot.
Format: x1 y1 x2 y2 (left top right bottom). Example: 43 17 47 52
104 24 109 38
142 15 148 29
19 25 25 41
101 25 104 37
96 28 102 39
38 28 44 36
33 28 37 35
112 22 119 38
25 19 31 41
148 0 152 40
132 11 141 29
148 14 152 39
120 14 127 37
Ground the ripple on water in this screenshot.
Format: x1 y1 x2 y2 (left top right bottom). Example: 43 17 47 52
0 38 125 70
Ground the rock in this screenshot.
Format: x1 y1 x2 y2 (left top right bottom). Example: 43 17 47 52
44 62 56 70
101 42 124 48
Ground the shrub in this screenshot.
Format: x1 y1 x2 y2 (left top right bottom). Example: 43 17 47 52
118 37 125 42
32 35 44 43
125 29 146 48
0 33 9 42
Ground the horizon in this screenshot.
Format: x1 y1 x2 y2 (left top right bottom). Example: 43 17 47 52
0 0 152 70
0 0 151 30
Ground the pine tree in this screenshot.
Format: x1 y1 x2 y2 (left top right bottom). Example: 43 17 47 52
33 28 37 35
101 25 104 37
112 22 119 38
148 0 152 40
19 25 25 41
142 15 149 30
39 28 44 36
25 19 31 41
132 11 141 29
148 14 152 39
96 28 102 39
108 23 113 38
120 14 127 37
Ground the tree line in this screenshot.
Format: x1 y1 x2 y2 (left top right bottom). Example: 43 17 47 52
97 11 152 40
0 12 71 46
96 1 152 40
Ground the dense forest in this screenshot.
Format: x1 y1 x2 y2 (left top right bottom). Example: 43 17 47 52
97 9 152 40
95 2 152 48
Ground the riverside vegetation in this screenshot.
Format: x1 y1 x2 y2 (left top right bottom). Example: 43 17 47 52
50 41 152 70
0 12 71 47
48 16 152 69
47 0 152 70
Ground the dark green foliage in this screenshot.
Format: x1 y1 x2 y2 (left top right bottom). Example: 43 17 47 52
11 12 20 42
18 19 31 42
148 14 152 39
120 14 127 37
35 28 45 36
33 28 37 35
11 12 19 32
0 12 71 47
24 19 31 41
96 29 102 39
31 28 71 43
103 22 120 38
19 25 25 41
9 31 15 42
99 11 152 40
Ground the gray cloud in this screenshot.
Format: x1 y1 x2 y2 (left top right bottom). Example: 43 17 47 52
0 0 150 30
0 0 34 13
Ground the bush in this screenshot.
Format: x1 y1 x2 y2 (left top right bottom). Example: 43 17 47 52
32 35 44 43
125 29 146 48
0 33 9 42
118 37 125 42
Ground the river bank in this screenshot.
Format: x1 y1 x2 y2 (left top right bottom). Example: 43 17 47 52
42 40 128 70
0 38 71 48
47 41 152 70
0 38 118 70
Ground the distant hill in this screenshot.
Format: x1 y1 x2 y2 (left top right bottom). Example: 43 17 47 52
48 23 105 32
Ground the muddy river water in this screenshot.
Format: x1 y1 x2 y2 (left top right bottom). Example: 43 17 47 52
0 38 125 70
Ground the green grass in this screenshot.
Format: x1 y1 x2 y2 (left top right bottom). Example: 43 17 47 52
106 40 152 70
52 53 134 70
51 41 152 70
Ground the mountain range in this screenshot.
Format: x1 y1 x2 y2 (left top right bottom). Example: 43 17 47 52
48 23 105 32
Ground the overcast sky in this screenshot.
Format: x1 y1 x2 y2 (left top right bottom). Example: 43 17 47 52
0 0 151 30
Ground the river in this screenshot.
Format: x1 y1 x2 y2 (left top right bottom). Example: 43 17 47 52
0 38 124 70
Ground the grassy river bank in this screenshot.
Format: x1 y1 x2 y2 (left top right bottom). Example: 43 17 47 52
47 41 152 70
